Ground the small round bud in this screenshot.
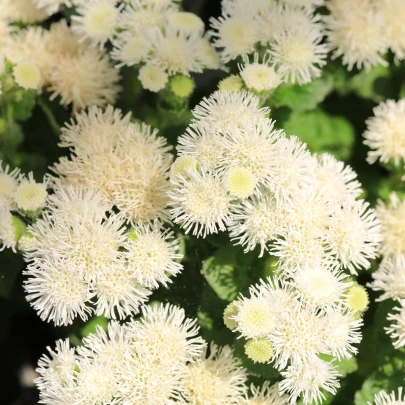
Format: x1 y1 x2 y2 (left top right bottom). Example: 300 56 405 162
244 338 273 363
223 301 239 330
139 64 168 93
218 75 243 92
17 231 36 252
225 166 256 199
14 178 47 213
171 155 198 179
169 75 195 98
346 283 369 313
167 12 205 35
240 63 281 93
13 61 41 90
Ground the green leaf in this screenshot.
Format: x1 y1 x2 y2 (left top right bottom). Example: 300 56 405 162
201 244 238 301
282 110 355 160
270 74 334 112
81 316 108 338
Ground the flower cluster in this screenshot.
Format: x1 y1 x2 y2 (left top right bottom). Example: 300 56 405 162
22 186 183 326
1 19 120 109
170 89 381 276
52 105 173 223
224 275 365 404
0 161 47 252
210 0 327 85
324 0 405 70
368 388 405 405
35 303 282 405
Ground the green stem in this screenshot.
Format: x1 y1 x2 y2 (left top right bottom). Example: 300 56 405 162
38 98 61 137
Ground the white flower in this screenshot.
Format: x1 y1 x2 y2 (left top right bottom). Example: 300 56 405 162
138 64 168 92
324 0 388 71
370 388 405 405
52 106 172 223
183 343 247 405
72 0 121 48
369 254 405 301
48 48 121 110
191 90 270 132
228 195 285 257
324 199 381 274
279 357 340 405
269 303 327 370
111 30 150 67
0 206 26 252
281 0 324 10
239 53 282 92
0 161 20 203
322 307 363 360
210 14 259 62
225 166 257 199
128 303 206 363
93 264 152 319
268 26 327 84
245 381 289 405
35 338 77 394
386 302 405 349
292 265 351 310
13 172 47 213
169 170 233 238
363 99 405 165
148 28 205 76
122 223 183 289
1 0 48 24
23 258 93 326
32 0 73 15
167 11 205 35
376 193 405 256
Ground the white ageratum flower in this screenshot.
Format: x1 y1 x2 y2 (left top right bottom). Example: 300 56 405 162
13 61 42 90
324 199 381 274
369 388 405 405
228 195 285 257
148 28 205 76
52 106 173 223
369 254 405 301
32 0 73 16
279 357 340 405
13 172 47 213
269 303 327 370
138 64 168 92
376 193 405 256
48 48 121 110
122 223 183 289
0 205 26 252
245 381 289 405
191 90 270 132
386 302 405 349
92 264 152 319
324 0 388 71
280 0 324 10
35 338 77 394
210 14 259 62
292 265 351 310
268 26 328 84
183 343 247 405
322 307 363 360
363 99 405 165
169 170 233 238
314 154 362 205
72 0 121 48
380 0 405 62
167 11 205 35
111 30 150 67
127 303 206 363
0 161 20 203
23 258 93 326
2 0 48 24
225 166 257 199
239 53 282 92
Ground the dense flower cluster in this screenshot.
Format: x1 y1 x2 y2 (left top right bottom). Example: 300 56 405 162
210 0 327 85
224 275 364 404
170 89 381 275
35 303 283 405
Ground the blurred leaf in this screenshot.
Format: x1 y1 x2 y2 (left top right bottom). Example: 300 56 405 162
282 110 355 160
12 89 36 121
270 74 334 112
81 315 108 338
0 250 24 298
